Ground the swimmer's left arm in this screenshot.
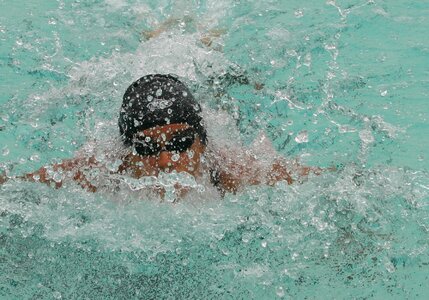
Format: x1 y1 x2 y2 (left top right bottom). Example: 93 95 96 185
212 152 292 194
268 158 334 184
214 153 333 194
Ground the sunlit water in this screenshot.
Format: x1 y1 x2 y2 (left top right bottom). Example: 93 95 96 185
1 0 428 298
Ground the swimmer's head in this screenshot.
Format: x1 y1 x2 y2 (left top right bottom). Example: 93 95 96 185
119 74 207 146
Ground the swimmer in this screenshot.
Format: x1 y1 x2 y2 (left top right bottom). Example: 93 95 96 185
0 74 324 197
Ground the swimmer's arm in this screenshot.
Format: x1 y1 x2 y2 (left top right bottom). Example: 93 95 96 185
269 159 334 183
215 154 332 194
15 157 99 192
210 150 289 194
215 158 293 194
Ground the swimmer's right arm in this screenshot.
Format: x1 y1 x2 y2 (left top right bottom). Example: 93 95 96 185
1 157 99 192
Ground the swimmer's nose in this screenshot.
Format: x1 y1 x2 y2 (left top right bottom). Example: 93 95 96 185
158 150 172 170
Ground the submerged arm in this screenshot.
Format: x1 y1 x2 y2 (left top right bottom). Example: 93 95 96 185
141 16 226 49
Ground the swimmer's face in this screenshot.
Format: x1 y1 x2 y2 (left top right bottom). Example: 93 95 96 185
127 123 206 178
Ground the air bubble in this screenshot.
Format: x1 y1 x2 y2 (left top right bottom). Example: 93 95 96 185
147 95 153 101
171 153 180 162
156 89 163 97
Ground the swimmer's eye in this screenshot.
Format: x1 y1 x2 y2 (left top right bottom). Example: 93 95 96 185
166 134 195 153
132 128 197 156
133 139 160 156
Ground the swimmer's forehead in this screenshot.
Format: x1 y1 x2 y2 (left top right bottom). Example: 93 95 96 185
135 123 191 138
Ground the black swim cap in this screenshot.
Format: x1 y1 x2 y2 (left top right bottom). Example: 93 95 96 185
119 74 207 146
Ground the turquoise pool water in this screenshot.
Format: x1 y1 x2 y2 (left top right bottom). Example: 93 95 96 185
1 0 428 298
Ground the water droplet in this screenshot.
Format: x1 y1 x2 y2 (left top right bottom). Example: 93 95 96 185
380 90 388 97
303 53 311 67
276 286 285 298
338 125 356 133
359 129 375 144
287 49 297 56
106 159 123 172
30 154 40 161
187 150 194 159
182 91 188 97
53 291 62 299
385 260 395 273
294 9 304 18
294 130 309 143
147 95 153 101
156 89 162 97
53 172 63 183
2 147 9 156
1 114 9 122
